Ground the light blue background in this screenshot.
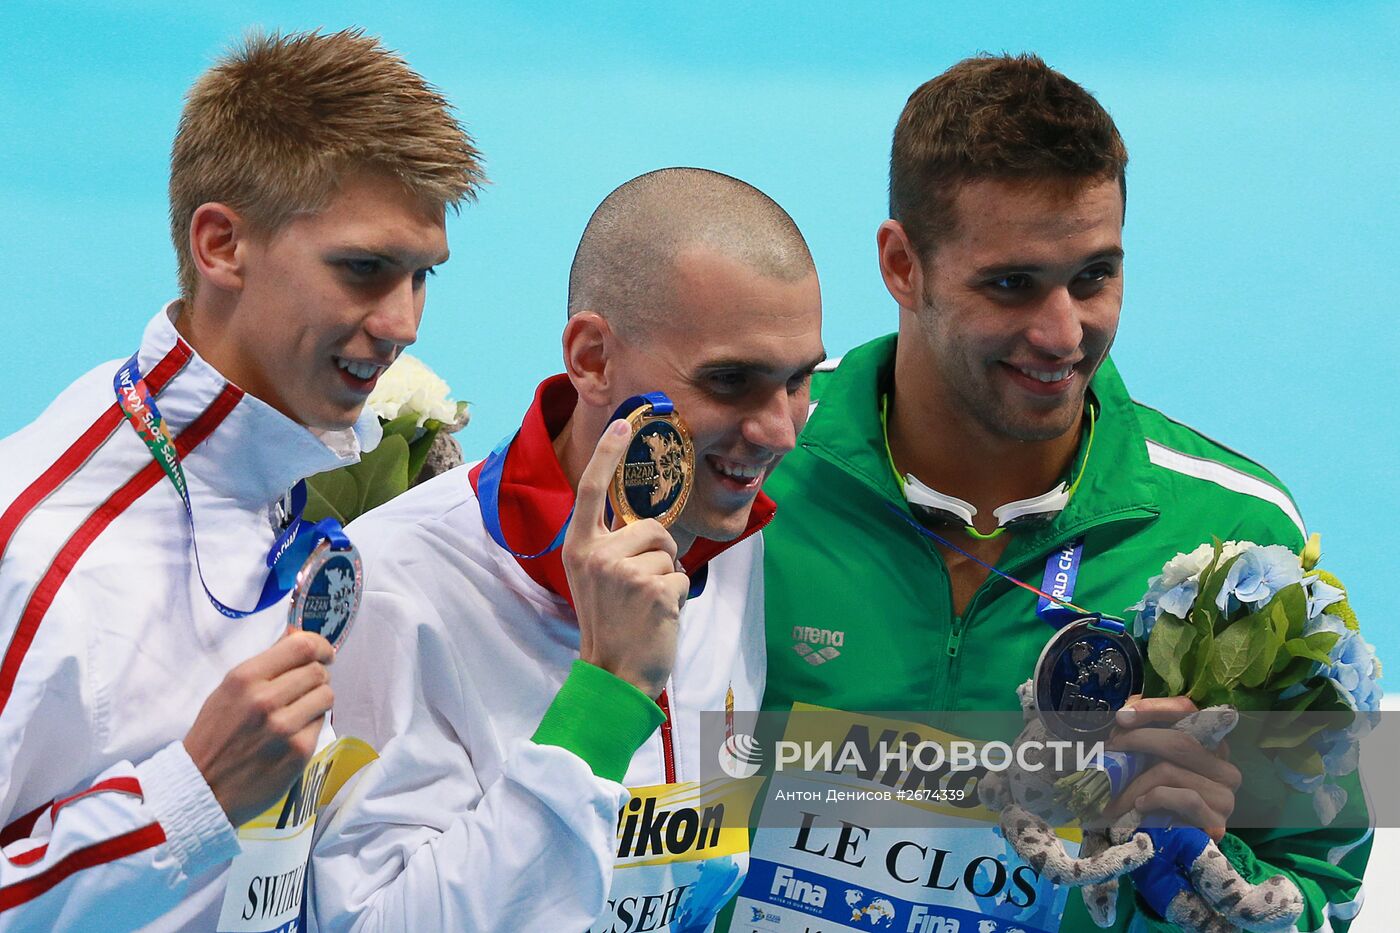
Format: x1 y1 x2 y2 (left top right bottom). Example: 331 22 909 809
2 2 1396 669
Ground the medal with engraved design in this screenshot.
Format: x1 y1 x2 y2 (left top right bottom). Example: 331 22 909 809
1033 614 1144 740
608 402 694 527
288 539 363 650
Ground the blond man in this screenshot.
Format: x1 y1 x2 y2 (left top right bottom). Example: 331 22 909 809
0 29 481 931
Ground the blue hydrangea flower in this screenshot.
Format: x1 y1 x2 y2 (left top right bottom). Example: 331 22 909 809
1305 575 1347 619
1323 629 1383 712
1312 781 1348 825
1156 580 1199 620
1131 542 1223 637
1303 612 1348 639
1214 544 1303 613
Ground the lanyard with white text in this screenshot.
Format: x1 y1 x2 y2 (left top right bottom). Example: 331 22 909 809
113 353 350 619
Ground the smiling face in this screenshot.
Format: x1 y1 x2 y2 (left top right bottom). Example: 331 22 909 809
606 246 824 542
217 171 450 429
913 175 1124 443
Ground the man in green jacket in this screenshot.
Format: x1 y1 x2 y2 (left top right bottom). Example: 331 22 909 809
740 55 1369 932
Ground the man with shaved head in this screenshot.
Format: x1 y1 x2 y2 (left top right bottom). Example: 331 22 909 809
310 168 824 931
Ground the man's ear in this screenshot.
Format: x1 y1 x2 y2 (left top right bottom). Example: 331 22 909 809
876 219 926 313
189 202 249 294
561 311 614 407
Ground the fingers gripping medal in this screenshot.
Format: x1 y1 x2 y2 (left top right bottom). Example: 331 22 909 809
1033 614 1144 741
288 536 363 650
606 393 694 527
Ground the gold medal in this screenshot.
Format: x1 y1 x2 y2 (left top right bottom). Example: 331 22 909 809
608 402 694 527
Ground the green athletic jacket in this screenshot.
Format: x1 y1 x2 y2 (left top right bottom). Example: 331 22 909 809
758 333 1370 932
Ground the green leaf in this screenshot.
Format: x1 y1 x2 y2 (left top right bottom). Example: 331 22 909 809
1284 636 1334 666
1209 618 1267 689
406 424 442 482
302 469 356 523
303 473 350 523
1184 619 1217 700
1240 614 1281 688
1304 630 1341 657
380 412 422 444
1273 583 1308 639
1268 600 1294 652
1198 552 1244 628
354 434 411 515
1228 686 1280 712
1283 682 1325 712
1277 745 1325 777
1271 656 1322 690
1148 615 1195 695
1259 720 1330 749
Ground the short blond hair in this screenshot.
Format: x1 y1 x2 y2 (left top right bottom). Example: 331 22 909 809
170 28 485 299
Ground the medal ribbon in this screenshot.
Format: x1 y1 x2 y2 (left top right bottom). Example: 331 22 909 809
885 504 1127 635
479 391 708 597
113 353 350 620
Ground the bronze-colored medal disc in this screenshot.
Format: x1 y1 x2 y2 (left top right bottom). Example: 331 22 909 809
608 405 694 527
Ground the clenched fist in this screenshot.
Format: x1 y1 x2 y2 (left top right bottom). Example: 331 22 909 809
184 628 335 827
563 419 690 698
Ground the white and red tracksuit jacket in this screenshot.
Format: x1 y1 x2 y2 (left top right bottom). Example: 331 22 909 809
0 306 379 931
308 375 768 933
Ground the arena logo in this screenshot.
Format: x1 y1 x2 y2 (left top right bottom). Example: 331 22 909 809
791 624 845 666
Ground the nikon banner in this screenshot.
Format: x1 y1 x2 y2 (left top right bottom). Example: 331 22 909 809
596 777 763 933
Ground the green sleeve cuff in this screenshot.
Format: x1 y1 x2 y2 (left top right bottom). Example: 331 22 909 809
531 660 665 782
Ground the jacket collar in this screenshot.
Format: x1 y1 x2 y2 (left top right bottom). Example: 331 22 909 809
800 333 1157 552
468 374 776 606
136 303 381 509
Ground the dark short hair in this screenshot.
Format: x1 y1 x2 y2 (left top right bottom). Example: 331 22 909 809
889 53 1128 256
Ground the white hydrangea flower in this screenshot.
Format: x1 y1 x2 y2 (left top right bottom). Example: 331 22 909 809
367 353 460 428
1157 542 1217 590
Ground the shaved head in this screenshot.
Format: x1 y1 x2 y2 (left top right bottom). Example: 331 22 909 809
567 168 815 339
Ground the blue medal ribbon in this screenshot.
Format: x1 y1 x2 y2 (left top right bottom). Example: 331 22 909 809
113 353 352 620
1037 537 1085 624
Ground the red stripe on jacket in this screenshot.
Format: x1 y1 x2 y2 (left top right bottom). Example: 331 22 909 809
0 381 241 715
50 777 145 822
1 778 147 870
0 824 167 910
0 342 192 562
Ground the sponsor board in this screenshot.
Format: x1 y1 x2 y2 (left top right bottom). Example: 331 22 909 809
728 706 1073 933
217 735 377 933
596 777 763 933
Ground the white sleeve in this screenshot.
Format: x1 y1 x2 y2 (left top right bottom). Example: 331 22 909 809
0 736 240 931
308 585 652 933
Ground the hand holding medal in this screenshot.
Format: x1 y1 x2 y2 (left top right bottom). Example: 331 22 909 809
563 413 692 699
604 392 694 528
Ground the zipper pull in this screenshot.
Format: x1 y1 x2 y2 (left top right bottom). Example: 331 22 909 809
946 617 964 657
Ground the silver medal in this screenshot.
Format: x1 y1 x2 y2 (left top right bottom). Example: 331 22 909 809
1033 615 1144 740
288 539 363 650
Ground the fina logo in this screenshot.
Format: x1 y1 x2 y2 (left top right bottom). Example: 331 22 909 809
717 732 763 778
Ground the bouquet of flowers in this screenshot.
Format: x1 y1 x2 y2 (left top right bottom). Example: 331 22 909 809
304 353 470 524
1057 535 1381 825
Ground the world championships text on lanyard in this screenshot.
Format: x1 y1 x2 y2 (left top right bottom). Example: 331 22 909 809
113 353 363 648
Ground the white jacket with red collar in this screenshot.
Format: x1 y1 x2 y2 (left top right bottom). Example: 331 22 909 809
0 306 379 931
309 375 769 933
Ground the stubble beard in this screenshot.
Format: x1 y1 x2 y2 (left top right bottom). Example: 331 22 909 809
917 292 1084 446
